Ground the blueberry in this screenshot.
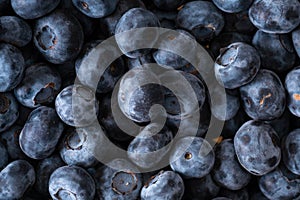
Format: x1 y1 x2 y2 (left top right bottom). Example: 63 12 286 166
0 125 27 160
0 43 25 92
0 160 35 199
170 136 215 179
55 84 99 127
212 0 253 13
282 129 300 175
59 127 98 168
176 1 224 42
49 165 95 200
252 30 296 72
214 42 260 89
115 8 160 58
183 174 220 200
118 69 164 123
223 11 257 34
127 123 173 169
209 32 252 59
217 188 249 200
19 106 64 159
99 0 146 36
75 40 126 94
33 10 84 64
152 9 177 29
239 69 286 121
141 170 184 200
94 158 143 200
0 92 19 132
0 141 8 170
0 16 32 47
72 0 119 18
234 120 281 176
35 154 65 195
127 53 154 70
14 63 61 108
292 27 300 58
151 0 184 11
153 29 197 69
212 139 252 190
259 167 300 200
285 66 300 117
248 0 300 34
266 109 290 140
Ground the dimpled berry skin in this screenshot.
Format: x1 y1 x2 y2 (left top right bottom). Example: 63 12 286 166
212 139 252 190
176 1 224 42
115 8 160 58
141 171 184 200
252 30 296 72
14 63 61 108
55 84 99 127
212 0 253 13
19 106 64 159
259 168 300 200
0 160 35 199
33 11 84 64
170 136 215 179
49 165 95 200
0 43 24 92
0 16 32 47
248 0 300 34
285 67 300 117
94 159 143 200
214 42 260 89
282 129 300 175
239 69 286 121
11 0 60 19
234 120 281 176
72 0 119 18
0 92 19 133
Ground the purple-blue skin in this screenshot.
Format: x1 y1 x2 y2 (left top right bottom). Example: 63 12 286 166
0 125 27 160
0 141 8 170
212 139 252 190
259 167 300 200
183 174 220 200
282 129 300 175
127 123 173 169
285 66 300 117
11 0 60 19
19 106 64 159
55 84 99 127
14 63 61 108
248 0 300 34
252 30 296 72
292 27 300 58
59 127 98 168
234 120 281 176
115 8 160 58
127 53 154 70
49 165 96 200
75 40 126 94
153 29 197 69
0 160 35 199
141 171 184 200
0 16 32 47
99 0 146 37
0 43 24 92
72 0 119 18
213 0 253 13
214 42 261 89
239 69 286 121
170 136 215 179
209 32 252 59
176 1 224 42
0 92 19 133
151 0 184 11
33 10 84 64
94 159 143 200
35 154 65 195
223 10 257 34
